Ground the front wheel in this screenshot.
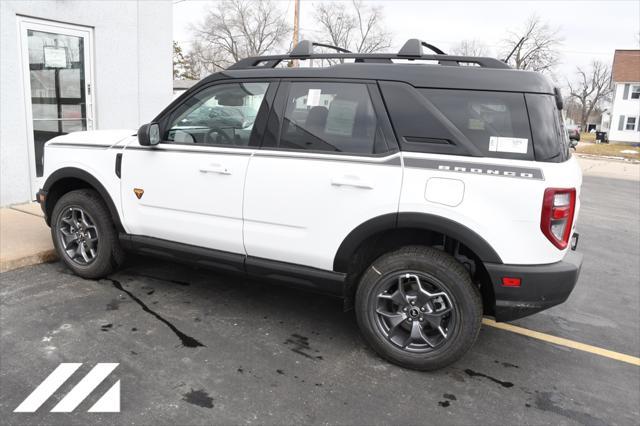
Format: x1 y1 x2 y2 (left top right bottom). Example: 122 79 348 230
51 189 125 279
355 246 482 371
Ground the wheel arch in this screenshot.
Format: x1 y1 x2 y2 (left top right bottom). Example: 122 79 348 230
335 212 501 316
333 212 502 274
43 167 124 232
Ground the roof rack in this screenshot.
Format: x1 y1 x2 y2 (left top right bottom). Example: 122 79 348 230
227 39 510 70
290 40 352 57
397 39 447 56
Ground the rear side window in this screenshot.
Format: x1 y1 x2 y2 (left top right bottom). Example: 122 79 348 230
421 89 534 160
277 82 389 154
525 93 570 162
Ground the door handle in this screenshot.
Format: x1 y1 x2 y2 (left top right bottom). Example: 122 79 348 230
199 164 231 175
331 176 374 189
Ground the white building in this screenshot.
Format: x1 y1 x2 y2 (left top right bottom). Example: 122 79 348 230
608 50 640 144
0 0 173 206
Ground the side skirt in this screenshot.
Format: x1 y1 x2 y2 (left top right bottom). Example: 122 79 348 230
119 234 345 297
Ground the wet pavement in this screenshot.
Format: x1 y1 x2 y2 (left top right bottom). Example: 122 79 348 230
1 174 638 425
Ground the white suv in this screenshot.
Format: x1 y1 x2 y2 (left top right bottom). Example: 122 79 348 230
36 40 583 370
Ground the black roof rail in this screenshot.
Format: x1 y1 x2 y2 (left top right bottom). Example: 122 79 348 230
226 39 510 70
398 39 447 56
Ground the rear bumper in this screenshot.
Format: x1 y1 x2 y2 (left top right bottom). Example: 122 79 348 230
484 250 583 322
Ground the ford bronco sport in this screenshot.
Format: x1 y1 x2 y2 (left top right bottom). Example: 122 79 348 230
36 40 583 370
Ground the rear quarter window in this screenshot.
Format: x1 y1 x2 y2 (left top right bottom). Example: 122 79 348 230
525 93 570 162
420 89 534 160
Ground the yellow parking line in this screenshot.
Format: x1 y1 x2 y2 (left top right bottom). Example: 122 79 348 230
482 318 640 367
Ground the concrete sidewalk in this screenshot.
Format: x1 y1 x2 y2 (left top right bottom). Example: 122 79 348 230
0 203 56 273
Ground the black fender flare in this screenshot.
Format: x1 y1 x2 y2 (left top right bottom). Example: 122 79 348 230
333 212 502 272
42 167 124 232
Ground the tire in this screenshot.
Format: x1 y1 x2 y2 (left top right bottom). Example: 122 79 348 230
355 246 482 371
50 189 125 279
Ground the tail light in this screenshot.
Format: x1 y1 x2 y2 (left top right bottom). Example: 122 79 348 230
541 188 576 249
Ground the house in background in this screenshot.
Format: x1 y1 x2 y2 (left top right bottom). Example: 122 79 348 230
608 50 640 144
0 0 173 206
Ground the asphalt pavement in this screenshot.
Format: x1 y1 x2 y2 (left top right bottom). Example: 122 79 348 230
1 173 638 425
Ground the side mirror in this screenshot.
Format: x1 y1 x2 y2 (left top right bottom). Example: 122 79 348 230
137 123 160 146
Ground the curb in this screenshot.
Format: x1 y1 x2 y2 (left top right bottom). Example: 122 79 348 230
0 250 58 273
575 153 640 164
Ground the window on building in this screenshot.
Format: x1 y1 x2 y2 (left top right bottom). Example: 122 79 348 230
166 82 269 146
631 85 640 99
625 117 637 131
278 82 388 154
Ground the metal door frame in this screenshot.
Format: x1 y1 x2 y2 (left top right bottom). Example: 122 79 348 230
17 16 95 196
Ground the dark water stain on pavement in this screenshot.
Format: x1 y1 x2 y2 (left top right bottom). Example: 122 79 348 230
535 391 606 426
182 389 214 409
106 299 120 311
464 369 514 388
102 278 205 348
494 360 519 369
438 393 456 407
284 333 323 360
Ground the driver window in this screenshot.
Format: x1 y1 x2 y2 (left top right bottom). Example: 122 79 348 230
166 82 269 146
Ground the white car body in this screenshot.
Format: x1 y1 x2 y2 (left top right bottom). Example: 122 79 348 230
42 131 581 270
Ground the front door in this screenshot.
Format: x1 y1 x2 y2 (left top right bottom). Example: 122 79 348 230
18 17 95 196
120 81 274 255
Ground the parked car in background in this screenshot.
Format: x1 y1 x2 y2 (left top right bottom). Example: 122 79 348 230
567 126 580 142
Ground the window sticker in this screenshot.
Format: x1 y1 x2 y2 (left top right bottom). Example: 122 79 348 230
325 99 358 136
489 136 528 154
306 89 321 107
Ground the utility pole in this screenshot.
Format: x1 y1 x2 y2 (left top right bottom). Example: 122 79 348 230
292 0 300 67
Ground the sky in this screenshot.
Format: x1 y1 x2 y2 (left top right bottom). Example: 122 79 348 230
173 0 640 83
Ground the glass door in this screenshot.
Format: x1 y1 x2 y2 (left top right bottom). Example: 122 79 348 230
19 17 94 194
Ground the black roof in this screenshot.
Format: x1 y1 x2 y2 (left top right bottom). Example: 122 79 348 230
198 39 556 95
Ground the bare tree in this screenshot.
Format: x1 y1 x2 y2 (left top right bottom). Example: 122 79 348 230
566 60 612 129
502 14 563 73
313 0 391 54
190 0 290 70
173 41 199 80
450 40 490 57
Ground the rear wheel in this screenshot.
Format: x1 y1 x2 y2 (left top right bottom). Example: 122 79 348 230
355 246 482 370
51 189 124 279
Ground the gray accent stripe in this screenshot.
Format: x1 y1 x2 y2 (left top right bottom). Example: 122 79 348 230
254 151 402 165
404 157 544 180
127 146 401 164
124 146 254 156
48 143 112 149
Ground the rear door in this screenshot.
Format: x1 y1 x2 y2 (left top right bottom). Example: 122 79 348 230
121 80 274 255
243 80 402 271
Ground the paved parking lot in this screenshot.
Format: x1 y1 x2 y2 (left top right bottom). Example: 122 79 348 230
1 171 639 425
